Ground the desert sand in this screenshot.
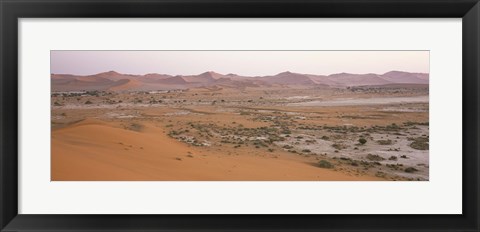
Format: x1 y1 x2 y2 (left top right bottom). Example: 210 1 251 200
51 71 429 181
52 119 379 181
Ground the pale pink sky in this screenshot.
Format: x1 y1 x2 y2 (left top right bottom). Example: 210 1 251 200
51 51 429 76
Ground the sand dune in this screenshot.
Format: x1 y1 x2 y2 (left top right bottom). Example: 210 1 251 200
51 119 380 181
51 70 429 92
108 79 142 91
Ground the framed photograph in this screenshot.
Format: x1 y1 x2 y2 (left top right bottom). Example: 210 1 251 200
1 0 479 231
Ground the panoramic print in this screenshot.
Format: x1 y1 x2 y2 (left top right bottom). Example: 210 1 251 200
51 51 429 181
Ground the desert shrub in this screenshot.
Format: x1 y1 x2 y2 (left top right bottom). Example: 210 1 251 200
404 167 418 173
268 148 274 152
409 137 429 150
332 143 347 150
400 155 408 159
320 135 329 140
388 156 398 161
386 123 400 131
377 139 393 145
375 171 386 178
253 140 267 147
282 145 294 149
168 130 180 136
386 164 403 170
318 160 334 169
366 154 385 161
302 149 311 153
84 100 93 104
358 138 367 145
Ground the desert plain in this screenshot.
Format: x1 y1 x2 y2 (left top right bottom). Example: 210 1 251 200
51 70 429 181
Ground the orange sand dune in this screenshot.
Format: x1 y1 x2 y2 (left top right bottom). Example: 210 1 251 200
51 120 381 181
108 79 142 91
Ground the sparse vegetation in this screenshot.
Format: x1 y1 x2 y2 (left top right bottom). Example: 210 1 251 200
358 138 367 145
377 139 393 145
409 137 429 150
318 160 334 169
51 77 429 181
404 167 418 173
366 154 385 161
332 143 347 150
388 156 398 161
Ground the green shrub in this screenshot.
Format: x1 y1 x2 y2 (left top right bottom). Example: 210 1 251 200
404 167 418 173
332 143 346 150
358 138 367 145
318 160 334 169
409 137 429 150
366 154 385 161
377 139 393 145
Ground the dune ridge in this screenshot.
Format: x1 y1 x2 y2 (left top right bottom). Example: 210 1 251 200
51 70 429 92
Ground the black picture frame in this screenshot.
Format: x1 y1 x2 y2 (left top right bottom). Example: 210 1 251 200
1 0 479 231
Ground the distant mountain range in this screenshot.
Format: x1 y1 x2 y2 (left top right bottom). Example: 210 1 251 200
51 70 429 92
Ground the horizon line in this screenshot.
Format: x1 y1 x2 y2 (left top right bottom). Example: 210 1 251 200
51 70 430 77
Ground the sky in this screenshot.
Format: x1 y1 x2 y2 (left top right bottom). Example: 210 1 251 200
51 51 429 76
